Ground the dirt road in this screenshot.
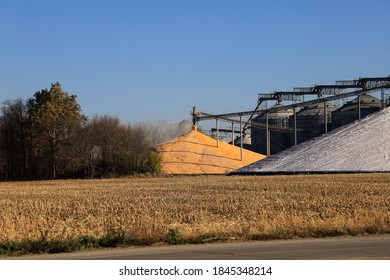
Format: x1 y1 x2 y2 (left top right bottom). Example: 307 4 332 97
5 235 390 260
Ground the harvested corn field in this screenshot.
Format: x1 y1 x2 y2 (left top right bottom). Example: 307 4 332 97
155 127 265 174
1 174 389 252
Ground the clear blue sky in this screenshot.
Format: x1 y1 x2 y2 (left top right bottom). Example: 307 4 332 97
1 0 389 124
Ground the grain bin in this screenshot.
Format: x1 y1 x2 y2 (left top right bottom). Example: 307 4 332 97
332 94 381 129
251 103 294 155
292 101 338 144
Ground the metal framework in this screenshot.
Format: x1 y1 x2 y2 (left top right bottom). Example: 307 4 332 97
191 75 390 157
193 76 390 122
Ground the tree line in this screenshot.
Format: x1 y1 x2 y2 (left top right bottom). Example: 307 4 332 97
0 82 191 180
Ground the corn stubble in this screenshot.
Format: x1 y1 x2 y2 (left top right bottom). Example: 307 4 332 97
1 174 389 244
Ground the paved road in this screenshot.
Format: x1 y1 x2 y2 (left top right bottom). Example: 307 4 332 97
5 235 390 260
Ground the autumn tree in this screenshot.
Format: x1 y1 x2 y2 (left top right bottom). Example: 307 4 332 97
0 83 189 180
27 82 87 179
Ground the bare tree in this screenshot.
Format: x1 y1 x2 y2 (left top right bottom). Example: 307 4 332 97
0 99 29 180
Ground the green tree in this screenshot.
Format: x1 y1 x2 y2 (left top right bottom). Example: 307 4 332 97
148 151 162 174
27 82 87 179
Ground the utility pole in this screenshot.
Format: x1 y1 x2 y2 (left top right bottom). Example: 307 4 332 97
266 113 270 157
240 116 243 161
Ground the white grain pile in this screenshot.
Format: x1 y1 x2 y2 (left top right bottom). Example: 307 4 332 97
236 106 390 173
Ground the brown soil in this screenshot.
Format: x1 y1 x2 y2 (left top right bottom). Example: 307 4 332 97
155 127 265 174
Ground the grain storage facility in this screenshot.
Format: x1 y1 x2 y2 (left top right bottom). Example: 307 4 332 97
332 94 382 129
235 106 390 174
293 101 338 144
250 102 338 155
192 75 390 159
156 126 265 174
251 103 294 155
232 134 252 150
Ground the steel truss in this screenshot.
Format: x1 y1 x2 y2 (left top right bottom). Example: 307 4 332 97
193 76 390 122
191 75 390 157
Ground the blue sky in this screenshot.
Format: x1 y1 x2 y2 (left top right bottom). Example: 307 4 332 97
1 0 389 124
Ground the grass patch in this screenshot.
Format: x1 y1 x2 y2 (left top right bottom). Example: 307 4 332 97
0 234 146 256
0 229 227 256
165 228 185 245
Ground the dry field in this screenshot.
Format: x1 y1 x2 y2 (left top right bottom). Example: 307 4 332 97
1 174 389 247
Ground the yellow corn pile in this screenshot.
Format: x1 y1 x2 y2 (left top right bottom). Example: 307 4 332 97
156 127 265 174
